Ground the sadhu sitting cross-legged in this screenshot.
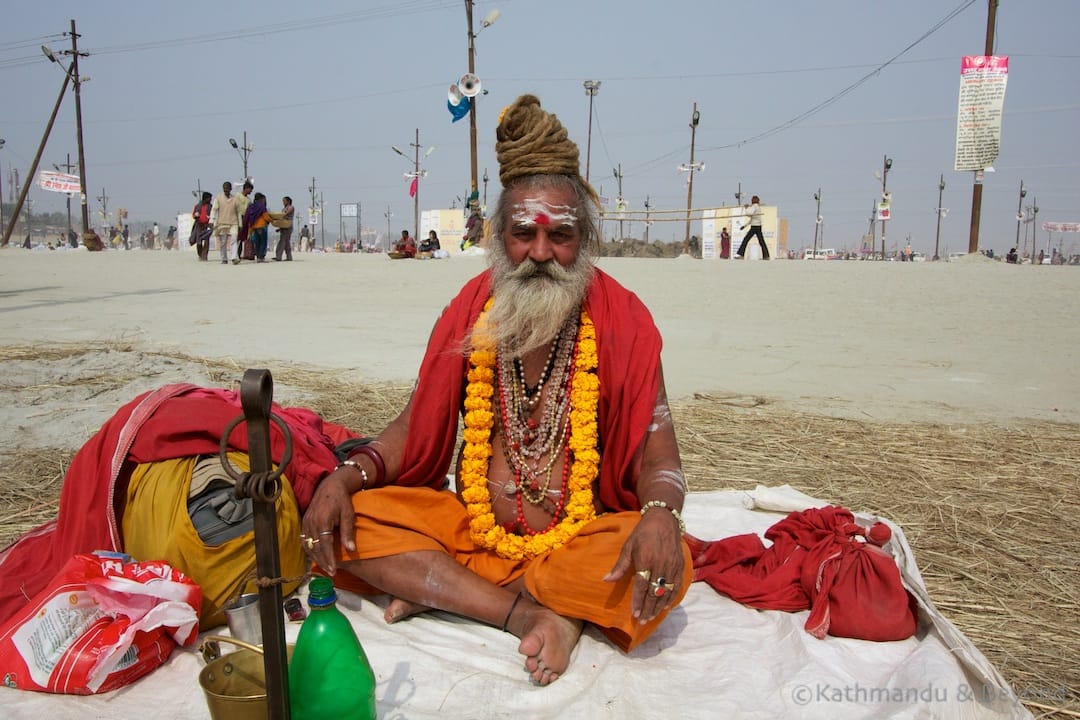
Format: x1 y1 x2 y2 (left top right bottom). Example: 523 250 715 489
301 94 692 686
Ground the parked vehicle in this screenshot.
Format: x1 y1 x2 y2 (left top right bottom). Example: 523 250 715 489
803 248 839 260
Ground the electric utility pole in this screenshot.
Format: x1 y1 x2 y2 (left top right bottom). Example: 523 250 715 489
812 188 822 256
54 152 77 236
683 102 701 249
1 65 71 247
308 177 317 245
966 0 998 254
613 163 624 241
69 20 90 241
643 196 651 244
96 188 108 233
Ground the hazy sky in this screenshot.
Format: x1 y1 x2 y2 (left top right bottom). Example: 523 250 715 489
2 0 1078 256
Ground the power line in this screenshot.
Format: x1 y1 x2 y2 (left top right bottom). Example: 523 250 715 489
86 1 457 56
0 2 455 69
703 0 979 151
0 33 64 52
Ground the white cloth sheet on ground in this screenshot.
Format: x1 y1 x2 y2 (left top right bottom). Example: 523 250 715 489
0 485 1031 719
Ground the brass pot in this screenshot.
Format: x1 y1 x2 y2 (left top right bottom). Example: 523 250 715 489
198 635 294 720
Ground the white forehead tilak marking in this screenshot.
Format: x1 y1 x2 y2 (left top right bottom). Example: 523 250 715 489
510 198 578 226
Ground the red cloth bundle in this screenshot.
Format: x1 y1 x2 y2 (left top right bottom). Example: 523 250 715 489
687 506 917 641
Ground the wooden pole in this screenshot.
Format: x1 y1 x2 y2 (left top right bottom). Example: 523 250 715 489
966 0 999 254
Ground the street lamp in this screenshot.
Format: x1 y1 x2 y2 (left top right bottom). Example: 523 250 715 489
306 177 326 249
384 205 392 250
934 175 947 260
465 1 501 197
613 164 625 240
1014 179 1026 251
96 188 109 235
1028 198 1039 261
682 103 702 249
583 80 601 184
482 168 489 209
228 132 254 182
0 139 6 242
392 129 434 243
643 196 651 244
877 155 892 260
812 188 822 256
53 155 77 237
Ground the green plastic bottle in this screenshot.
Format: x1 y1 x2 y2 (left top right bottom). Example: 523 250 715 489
288 577 377 720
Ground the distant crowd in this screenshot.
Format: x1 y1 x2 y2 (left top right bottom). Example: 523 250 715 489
189 180 297 263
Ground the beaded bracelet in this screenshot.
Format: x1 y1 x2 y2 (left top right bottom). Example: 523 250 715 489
348 444 386 487
640 500 686 534
335 460 368 491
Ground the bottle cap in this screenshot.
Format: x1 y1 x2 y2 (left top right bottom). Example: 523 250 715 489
307 576 338 608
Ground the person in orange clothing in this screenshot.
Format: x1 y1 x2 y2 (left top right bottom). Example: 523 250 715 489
243 191 273 262
302 94 690 686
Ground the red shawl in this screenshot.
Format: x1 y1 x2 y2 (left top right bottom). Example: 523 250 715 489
0 384 352 622
396 268 662 512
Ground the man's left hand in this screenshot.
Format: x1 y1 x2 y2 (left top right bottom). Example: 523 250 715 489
602 509 685 624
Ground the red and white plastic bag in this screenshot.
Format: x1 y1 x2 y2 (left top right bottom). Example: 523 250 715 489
0 552 201 694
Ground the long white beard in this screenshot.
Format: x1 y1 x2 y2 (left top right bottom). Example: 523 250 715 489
482 242 594 358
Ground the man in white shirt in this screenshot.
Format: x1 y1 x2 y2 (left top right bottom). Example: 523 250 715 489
210 182 242 264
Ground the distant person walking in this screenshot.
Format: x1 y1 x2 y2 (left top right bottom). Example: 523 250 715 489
236 181 255 261
720 226 731 259
299 224 311 252
273 196 295 261
735 195 769 260
191 191 213 261
210 181 243 264
244 191 272 262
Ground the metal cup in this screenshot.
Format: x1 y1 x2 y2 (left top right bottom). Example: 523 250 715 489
224 593 263 646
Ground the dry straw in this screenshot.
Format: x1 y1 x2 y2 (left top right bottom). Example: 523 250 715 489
0 345 1075 716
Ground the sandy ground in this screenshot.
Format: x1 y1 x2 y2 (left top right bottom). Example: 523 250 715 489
1 245 1077 451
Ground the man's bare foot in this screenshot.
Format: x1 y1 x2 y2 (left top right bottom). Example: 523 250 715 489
512 600 583 685
384 596 430 623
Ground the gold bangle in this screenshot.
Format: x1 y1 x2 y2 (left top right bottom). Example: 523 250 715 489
336 459 368 491
640 499 686 534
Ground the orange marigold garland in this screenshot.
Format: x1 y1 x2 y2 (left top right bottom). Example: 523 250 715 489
461 300 599 560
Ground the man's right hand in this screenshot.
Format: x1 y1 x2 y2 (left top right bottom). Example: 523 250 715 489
300 468 358 575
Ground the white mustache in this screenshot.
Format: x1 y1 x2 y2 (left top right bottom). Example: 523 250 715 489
510 258 570 282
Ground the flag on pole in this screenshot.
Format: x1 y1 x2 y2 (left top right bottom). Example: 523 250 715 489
408 177 418 198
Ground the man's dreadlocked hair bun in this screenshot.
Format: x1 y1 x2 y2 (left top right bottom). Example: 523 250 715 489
496 94 593 196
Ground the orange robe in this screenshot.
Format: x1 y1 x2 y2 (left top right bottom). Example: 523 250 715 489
330 269 688 652
334 487 692 652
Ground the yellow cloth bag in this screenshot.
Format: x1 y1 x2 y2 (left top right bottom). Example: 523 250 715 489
122 452 306 630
